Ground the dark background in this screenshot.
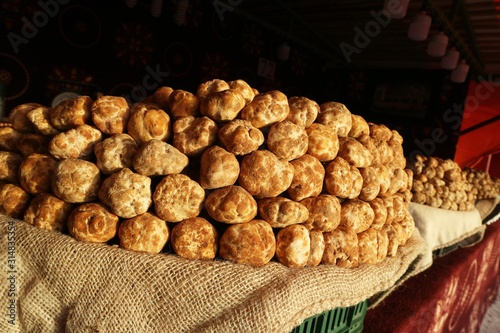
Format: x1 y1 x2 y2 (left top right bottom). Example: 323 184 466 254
0 0 471 160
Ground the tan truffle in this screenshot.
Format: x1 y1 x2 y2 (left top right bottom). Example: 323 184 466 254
322 228 359 268
357 228 378 265
219 219 276 267
286 96 319 128
257 196 309 228
153 173 205 222
300 194 341 232
196 79 230 101
307 230 325 267
26 106 60 136
172 116 217 156
324 156 354 198
369 123 393 142
127 103 171 145
368 198 388 230
305 123 339 162
275 224 311 268
19 153 57 194
67 202 119 243
348 114 369 138
0 151 23 183
199 145 239 189
205 185 257 224
52 159 102 203
287 154 324 201
91 95 130 135
152 86 174 110
98 168 152 219
200 89 246 122
383 224 399 257
24 193 74 231
94 133 139 175
339 199 374 233
238 150 294 198
133 139 189 176
358 166 381 201
0 126 23 151
240 90 289 128
49 124 103 160
50 96 92 131
171 217 219 260
228 79 255 105
17 134 50 156
169 89 200 118
217 119 264 155
0 183 31 219
338 137 373 168
119 212 170 254
9 102 42 133
318 101 352 137
267 120 308 161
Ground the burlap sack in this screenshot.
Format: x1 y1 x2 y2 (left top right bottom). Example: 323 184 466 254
1 215 426 333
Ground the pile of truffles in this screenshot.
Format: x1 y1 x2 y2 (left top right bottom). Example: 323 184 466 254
0 78 415 268
463 167 500 200
408 155 475 211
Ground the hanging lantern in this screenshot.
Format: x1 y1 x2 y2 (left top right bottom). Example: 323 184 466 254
408 11 432 41
426 32 449 57
384 0 410 19
441 47 460 70
450 60 469 83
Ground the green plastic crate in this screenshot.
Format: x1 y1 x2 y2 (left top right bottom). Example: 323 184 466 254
290 299 368 333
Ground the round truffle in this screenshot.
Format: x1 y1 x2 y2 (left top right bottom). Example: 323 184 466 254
119 212 170 253
339 199 375 233
305 123 339 162
300 194 341 232
200 89 246 122
217 119 264 155
257 196 309 228
199 145 240 189
287 154 325 201
52 159 102 203
275 224 311 268
127 103 171 145
94 133 139 175
170 217 219 260
50 96 92 131
219 219 276 267
240 90 289 128
49 124 103 160
286 96 319 128
91 95 130 135
67 202 119 243
172 116 217 156
204 185 257 224
317 102 352 137
267 120 308 161
322 228 359 268
24 193 74 231
169 89 200 118
133 139 189 176
0 183 31 219
19 153 57 194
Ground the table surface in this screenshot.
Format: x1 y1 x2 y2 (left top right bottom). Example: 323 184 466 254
364 219 500 333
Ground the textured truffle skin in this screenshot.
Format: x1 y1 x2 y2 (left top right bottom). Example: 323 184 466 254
275 224 311 268
0 183 31 219
119 212 170 254
98 168 152 219
322 228 359 268
339 199 375 234
172 116 217 156
50 96 92 131
91 95 130 135
204 185 257 224
196 79 230 101
26 106 60 136
200 89 246 122
133 139 189 176
257 197 309 228
170 217 219 260
9 103 43 133
67 202 120 243
307 230 325 267
217 119 264 156
317 101 352 137
228 79 255 105
287 154 325 201
0 126 23 151
127 103 171 145
300 194 341 232
19 153 57 194
286 96 319 128
267 120 308 161
24 193 74 231
52 159 102 204
219 220 276 267
240 90 289 128
153 174 205 222
169 89 200 118
94 133 139 175
0 151 23 183
238 150 293 198
49 124 103 160
305 123 339 162
199 145 239 189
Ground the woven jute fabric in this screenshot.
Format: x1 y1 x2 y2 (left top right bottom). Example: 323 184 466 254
0 215 426 333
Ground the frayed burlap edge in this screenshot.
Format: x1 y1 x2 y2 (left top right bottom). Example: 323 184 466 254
0 215 426 333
